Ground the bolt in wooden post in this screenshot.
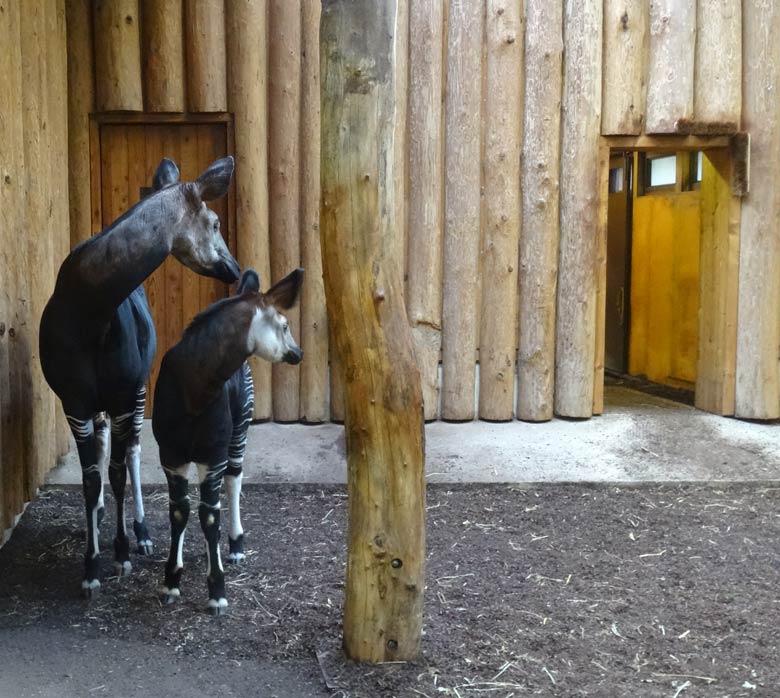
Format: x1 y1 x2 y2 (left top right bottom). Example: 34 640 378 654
320 0 426 662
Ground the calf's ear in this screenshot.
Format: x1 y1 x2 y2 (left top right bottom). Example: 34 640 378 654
152 158 180 190
263 268 304 310
237 269 260 294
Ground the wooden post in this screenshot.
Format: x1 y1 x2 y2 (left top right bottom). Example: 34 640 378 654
226 0 272 421
50 0 72 460
478 0 523 422
406 0 445 421
645 0 695 134
185 0 228 112
696 149 740 415
592 142 610 415
735 2 780 419
517 0 563 422
321 0 425 662
268 0 302 422
142 0 185 113
299 0 328 423
66 0 95 248
441 0 484 421
694 0 741 130
601 0 647 135
93 0 143 112
0 0 26 529
555 0 603 418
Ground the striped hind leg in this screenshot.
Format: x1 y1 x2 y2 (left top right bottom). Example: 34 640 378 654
66 414 102 597
226 364 254 564
198 460 228 614
126 389 152 554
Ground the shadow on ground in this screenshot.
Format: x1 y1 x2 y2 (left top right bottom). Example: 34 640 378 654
1 483 778 697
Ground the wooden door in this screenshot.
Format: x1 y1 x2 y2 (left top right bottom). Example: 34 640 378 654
605 153 632 373
98 122 235 414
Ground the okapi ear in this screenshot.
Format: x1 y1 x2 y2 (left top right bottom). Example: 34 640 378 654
237 269 260 294
152 158 180 190
195 156 235 201
264 268 304 311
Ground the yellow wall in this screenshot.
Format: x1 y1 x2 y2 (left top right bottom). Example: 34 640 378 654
629 172 701 387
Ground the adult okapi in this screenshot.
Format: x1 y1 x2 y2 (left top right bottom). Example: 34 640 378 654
40 156 240 596
153 267 303 614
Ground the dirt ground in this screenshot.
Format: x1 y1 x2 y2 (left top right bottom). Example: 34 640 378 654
0 483 778 697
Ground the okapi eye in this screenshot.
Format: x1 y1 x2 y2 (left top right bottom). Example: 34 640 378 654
283 322 289 331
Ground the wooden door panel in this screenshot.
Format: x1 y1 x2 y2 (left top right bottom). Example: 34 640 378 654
99 123 233 415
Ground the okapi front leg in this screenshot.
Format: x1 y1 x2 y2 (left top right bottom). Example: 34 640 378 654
161 465 190 603
225 463 244 563
66 415 102 597
94 413 109 524
128 388 153 554
198 462 228 615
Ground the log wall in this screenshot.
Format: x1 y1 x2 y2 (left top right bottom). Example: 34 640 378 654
1 0 71 537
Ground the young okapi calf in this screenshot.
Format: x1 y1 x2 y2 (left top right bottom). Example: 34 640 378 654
153 267 303 614
40 156 240 596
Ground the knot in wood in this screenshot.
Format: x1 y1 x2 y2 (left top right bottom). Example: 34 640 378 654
8 327 15 338
620 12 628 30
505 34 516 44
0 323 5 336
391 558 403 568
125 14 133 25
374 290 385 302
4 174 10 184
386 639 398 651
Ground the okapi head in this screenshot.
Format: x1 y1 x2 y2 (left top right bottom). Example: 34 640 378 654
240 268 304 365
152 156 240 284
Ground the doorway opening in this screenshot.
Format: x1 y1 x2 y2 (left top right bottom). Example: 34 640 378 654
601 137 742 415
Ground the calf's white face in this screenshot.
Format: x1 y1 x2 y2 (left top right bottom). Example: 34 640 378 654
247 306 303 365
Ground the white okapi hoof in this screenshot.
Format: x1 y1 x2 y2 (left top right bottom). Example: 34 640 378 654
159 586 181 605
207 598 229 616
113 560 133 578
226 551 245 564
81 579 101 599
227 535 245 564
133 520 153 555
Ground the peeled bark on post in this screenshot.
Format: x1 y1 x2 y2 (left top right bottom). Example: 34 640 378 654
93 0 143 112
299 0 328 423
645 0 695 134
735 2 780 419
66 0 95 248
517 0 563 422
694 0 741 129
441 0 484 421
479 0 523 422
555 0 603 418
268 0 302 422
185 0 227 112
226 0 272 420
321 0 425 662
601 0 647 135
142 0 185 113
406 0 444 421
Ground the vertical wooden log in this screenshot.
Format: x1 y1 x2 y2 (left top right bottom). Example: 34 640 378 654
268 0 302 422
66 0 95 248
735 2 780 419
696 149 740 415
93 0 143 111
321 0 425 662
299 0 328 423
184 0 227 112
226 0 272 420
517 0 563 422
142 0 185 112
478 0 523 421
51 0 72 460
0 0 26 529
601 0 647 135
406 0 445 421
645 0 695 134
441 0 484 421
554 0 603 418
21 0 56 497
694 0 741 129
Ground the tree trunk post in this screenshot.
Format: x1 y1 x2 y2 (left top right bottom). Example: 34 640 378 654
320 0 426 663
